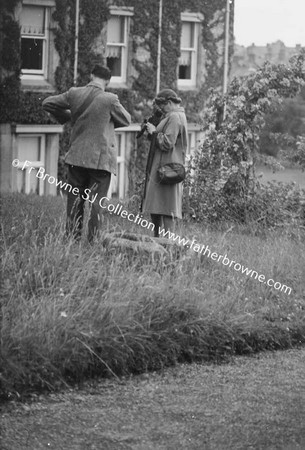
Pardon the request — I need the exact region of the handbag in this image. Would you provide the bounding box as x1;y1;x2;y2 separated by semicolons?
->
157;162;185;185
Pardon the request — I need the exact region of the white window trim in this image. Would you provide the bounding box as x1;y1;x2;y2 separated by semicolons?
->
116;132;126;199
109;6;134;16
13;124;63;196
16;133;46;195
23;0;55;6
20;4;50;80
109;131;127;199
107;7;134;85
15;124;63;133
178;12;203;89
180;12;204;23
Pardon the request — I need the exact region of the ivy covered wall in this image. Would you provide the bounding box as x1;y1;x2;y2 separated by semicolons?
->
0;0;234;186
1;0;234;122
0;0;22;123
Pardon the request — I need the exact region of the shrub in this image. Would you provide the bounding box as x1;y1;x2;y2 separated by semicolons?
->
258;95;305;157
188;52;305;224
188;180;305;227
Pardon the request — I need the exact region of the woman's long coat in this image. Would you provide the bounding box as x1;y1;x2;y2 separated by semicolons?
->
142;107;188;219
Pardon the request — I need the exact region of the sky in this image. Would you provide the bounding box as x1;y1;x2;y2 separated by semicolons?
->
234;0;305;47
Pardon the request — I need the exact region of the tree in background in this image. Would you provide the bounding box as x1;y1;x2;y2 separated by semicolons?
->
187;52;305;223
258;89;305;158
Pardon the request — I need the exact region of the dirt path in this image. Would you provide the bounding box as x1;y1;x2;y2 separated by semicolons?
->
1;348;305;450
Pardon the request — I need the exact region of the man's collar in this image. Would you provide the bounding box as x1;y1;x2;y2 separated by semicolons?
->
87;81;105;90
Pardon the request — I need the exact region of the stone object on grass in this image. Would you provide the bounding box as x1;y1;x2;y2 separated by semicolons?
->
102;232;190;260
102;232;168;258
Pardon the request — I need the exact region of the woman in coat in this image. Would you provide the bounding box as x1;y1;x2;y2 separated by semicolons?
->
142;89;188;237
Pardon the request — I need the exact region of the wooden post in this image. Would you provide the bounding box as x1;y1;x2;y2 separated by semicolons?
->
156;0;163;94
73;0;80;85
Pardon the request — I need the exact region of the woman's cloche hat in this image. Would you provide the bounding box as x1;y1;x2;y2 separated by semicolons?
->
154;89;182;105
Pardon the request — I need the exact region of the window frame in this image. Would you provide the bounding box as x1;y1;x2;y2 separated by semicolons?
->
106;7;133;85
13;124;63;196
178;12;203;89
15;133;46;195
20;4;50;80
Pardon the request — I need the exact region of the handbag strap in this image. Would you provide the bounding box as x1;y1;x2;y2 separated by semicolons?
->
155;118;169;168
158;115;185;167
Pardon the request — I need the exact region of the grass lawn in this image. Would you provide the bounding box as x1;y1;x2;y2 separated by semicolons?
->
256;165;305;188
1;192;305;399
2;349;305;449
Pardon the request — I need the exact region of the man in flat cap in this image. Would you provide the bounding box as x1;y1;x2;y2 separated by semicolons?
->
43;65;131;242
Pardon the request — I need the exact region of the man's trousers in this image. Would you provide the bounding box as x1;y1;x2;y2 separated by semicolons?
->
66;164;111;242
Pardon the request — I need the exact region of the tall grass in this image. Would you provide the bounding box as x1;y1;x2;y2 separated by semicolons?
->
1;193;305;399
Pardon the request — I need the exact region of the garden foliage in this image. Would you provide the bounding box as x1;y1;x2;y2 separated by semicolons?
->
258;94;305;158
187;52;305;224
291;135;305;170
1;194;305;399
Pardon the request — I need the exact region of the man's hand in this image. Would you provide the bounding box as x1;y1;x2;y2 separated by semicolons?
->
43;103;71;124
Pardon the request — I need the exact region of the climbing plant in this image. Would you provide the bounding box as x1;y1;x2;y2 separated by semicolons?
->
187;52;305;223
1;0;231;123
0;1;21;123
1;0;232;187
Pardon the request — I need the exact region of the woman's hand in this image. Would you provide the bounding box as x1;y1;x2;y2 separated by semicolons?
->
146;123;156;135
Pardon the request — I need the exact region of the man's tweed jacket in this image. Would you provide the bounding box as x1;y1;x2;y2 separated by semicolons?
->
42;81;131;174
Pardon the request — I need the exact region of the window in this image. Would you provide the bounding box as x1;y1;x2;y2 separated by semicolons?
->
178;12;203;88
106;16;126;79
106;7;133;84
179;22;197;81
16;135;46;195
13;124;63;196
20;4;49;79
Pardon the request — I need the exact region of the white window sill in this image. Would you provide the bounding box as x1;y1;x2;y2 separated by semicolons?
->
21;78;55;92
108;82;128;90
177;84;198;91
13;124;64;134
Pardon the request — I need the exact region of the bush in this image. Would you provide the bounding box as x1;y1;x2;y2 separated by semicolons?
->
188;180;305;227
258;95;305;157
188;52;305;224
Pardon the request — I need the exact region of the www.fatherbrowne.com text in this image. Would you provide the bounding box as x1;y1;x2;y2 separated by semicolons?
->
13;159;292;295
158;228;292;295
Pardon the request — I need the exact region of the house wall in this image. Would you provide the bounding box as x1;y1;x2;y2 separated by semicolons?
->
0;0;234;198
